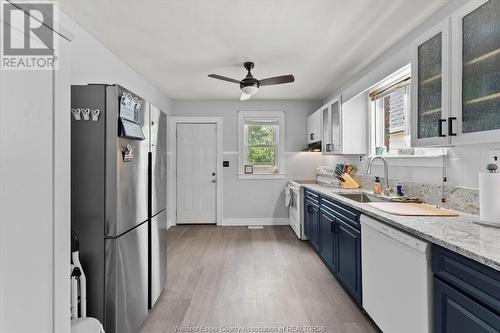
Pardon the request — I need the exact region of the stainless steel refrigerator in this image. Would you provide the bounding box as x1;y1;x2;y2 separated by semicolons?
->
71;84;149;333
148;104;167;308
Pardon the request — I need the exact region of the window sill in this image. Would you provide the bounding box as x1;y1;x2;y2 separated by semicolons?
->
237;173;286;180
365;154;445;159
365;153;445;168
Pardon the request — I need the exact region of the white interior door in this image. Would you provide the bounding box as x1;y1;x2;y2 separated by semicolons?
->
176;123;217;224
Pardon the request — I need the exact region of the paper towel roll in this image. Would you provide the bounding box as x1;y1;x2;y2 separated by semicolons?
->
479;172;500;226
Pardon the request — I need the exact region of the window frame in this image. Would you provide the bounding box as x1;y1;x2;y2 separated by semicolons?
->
367;64;446;159
368;65;412;156
238;111;285;179
371;80;411;155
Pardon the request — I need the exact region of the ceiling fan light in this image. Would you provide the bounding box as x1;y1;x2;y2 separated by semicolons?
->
241;85;259;96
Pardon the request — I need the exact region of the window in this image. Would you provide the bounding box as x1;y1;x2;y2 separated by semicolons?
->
368;64;446;158
369;66;412;156
245;123;277;172
238;111;285;178
371;79;411;153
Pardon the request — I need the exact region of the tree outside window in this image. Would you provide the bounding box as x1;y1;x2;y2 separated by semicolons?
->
245;124;277;172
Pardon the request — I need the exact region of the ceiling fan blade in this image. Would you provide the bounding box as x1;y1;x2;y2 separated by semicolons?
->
240;92;251;101
208;74;241;84
259;75;295;86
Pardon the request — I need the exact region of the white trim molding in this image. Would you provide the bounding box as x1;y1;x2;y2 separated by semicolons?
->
170;116;224;226
221;218;289;226
236;174;286;180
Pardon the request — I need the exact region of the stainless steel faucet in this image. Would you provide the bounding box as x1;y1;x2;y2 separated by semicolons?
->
366;156;390;196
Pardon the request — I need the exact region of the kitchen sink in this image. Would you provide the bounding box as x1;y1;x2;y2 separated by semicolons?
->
336;193;387;203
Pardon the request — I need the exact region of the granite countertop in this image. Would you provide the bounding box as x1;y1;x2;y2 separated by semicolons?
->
302;183;500;271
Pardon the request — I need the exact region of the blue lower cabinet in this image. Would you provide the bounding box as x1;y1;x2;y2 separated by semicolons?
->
335;220;362;305
433;277;500;333
304;201;311;240
304;199;320;252
319;207;335;271
432;244;500;333
303;191;363;306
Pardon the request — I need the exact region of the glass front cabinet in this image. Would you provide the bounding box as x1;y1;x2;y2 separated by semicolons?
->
412;20;450;147
321;104;333;154
321;96;342;155
412;0;500;146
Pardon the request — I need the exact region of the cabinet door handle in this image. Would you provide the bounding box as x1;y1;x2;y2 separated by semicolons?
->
438;119;446;137
326;143;332;152
331;219;337;233
448;117;456;136
331;221;334;233
310;133;314;140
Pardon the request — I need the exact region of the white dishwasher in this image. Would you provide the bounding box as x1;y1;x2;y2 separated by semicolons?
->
360;215;431;333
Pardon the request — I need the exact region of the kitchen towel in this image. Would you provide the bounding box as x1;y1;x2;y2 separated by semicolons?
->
284;186;291;207
479;172;500;227
71;318;104;333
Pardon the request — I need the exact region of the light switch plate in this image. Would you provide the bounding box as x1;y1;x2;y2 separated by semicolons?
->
488;149;500;164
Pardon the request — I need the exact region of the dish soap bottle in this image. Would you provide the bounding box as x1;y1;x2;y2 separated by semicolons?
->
374;176;383;194
396;180;404;197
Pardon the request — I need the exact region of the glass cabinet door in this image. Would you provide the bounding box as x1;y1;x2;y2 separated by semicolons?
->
322;105;332;153
412;20;450;147
331;99;342;154
417;32;444;140
461;0;500;134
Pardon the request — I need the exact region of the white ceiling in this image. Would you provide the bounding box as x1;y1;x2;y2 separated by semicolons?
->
59;0;447;100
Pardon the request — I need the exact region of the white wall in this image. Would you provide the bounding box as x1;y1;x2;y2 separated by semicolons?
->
172;100;322;223
321;0;499;190
59;11;173;115
0;21;72;333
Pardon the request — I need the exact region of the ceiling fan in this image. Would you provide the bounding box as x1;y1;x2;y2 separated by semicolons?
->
208;62;295;100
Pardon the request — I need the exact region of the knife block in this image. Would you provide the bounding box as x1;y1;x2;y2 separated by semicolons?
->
340;173;360;189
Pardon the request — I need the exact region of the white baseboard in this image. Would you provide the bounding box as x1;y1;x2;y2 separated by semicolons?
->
220;218;289;226
166;219;175;229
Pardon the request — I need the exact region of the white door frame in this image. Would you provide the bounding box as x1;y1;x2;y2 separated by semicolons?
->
170;117;223;226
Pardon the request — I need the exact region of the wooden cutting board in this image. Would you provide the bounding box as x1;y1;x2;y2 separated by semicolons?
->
367;202;459;216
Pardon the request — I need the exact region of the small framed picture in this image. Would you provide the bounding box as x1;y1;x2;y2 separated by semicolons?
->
244;165;253;174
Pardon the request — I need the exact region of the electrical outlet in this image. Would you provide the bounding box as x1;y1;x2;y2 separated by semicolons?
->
488;149;500;164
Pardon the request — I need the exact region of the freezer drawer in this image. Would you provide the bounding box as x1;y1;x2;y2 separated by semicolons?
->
150;209;168;308
105;221;148;333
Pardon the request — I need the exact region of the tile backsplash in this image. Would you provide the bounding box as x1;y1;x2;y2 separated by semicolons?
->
348;143;500;215
355;175;479;215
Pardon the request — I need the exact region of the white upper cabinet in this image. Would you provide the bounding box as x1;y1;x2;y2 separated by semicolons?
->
341;94;367;155
321;95;367;155
412;0;500;147
411;19;451;147
307;109;321;144
450;0;500;144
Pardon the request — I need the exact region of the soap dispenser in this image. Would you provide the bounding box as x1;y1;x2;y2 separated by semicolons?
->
374;176;383;194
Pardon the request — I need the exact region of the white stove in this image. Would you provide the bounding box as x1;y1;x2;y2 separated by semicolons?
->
315;166;340;187
287;180;303;239
287;166;339;240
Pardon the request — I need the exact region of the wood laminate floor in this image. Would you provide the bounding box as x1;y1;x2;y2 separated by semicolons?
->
140;225;379;333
